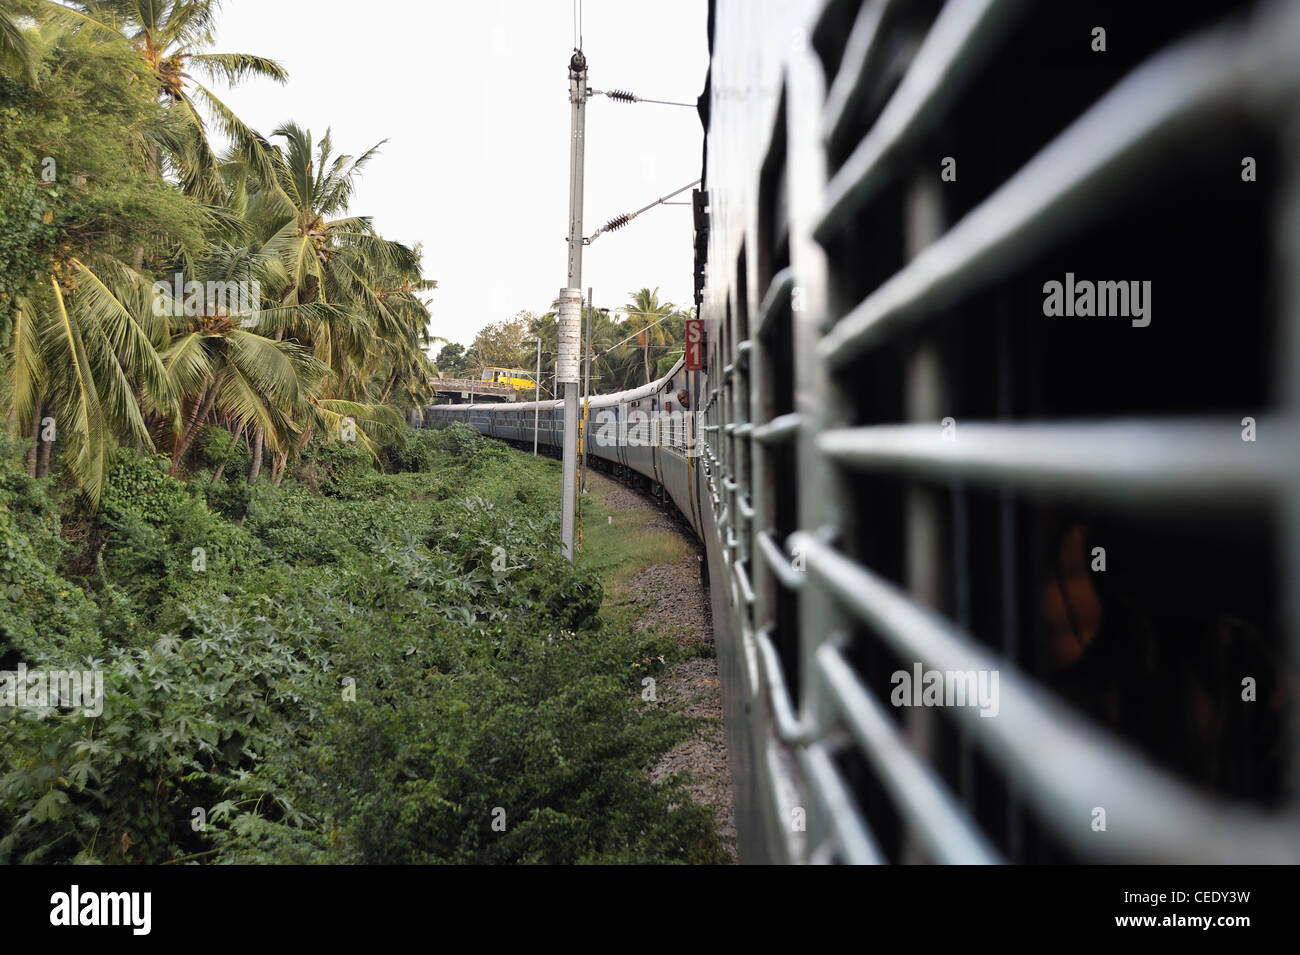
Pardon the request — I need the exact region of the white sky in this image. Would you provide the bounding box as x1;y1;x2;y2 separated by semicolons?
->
212;0;709;351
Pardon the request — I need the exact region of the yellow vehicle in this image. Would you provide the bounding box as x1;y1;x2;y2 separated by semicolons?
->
480;367;537;391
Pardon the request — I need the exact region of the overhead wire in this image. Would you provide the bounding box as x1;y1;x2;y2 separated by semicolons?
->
585;179;702;245
592;88;695;108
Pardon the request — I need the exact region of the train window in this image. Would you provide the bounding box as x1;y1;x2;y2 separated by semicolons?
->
796;0;1292;865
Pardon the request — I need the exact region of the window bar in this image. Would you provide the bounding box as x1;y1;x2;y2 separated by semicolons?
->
757;530;804;592
790;532;1300;863
820;14;1293;368
817;0;1028;244
799;741;886;864
1277;100;1300;806
753;412;801;444
818;640;1001;863
787;33;846;859
818;419;1292;502
995;296;1025;859
900;172;949;863
755;267;795;340
820;0;898;151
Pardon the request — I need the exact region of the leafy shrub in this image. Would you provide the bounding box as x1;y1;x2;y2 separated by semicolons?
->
202;476;251;522
430;421;486;458
95;453;268;628
382;429;438;473
0;602;327;864
0;442;102;663
1;430;728;865
99;453;192;528
196;425;249;470
290;438;376;498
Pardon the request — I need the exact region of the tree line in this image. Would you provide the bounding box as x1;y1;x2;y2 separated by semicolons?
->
436;287;693;398
0;0;437;505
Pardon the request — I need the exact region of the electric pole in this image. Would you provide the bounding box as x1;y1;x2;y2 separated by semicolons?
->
533;336;541;456
558;48;588;561
582;287;592;493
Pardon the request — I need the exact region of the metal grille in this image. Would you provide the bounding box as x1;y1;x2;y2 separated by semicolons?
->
701;0;1300;863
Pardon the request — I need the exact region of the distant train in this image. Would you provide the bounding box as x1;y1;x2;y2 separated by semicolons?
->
430;0;1300;864
428;357;707;534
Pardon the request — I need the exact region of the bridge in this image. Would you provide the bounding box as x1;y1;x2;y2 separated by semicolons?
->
430;376;518;403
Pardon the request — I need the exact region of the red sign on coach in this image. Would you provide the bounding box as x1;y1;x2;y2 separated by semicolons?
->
685;318;703;371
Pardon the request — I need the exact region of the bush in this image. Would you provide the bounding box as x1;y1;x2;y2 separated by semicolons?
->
0;441;102;664
0;429;728;865
382;430;439;473
0;602;326;864
196;425;249;471
95;452;268;629
202;476;251;522
289;438;376;497
430;421;485;458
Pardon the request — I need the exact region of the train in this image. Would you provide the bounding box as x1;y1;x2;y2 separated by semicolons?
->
428;0;1300;864
428;359;705;529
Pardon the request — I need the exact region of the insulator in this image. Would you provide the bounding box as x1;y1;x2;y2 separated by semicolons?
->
603;213;630;232
606;89;636;103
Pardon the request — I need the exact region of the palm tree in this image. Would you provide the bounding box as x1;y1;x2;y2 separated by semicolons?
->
173;124;424;482
155;239;336;476
603;344;644;393
368;269;438;406
253;125;422;452
44;0;288;200
4;8;435;499
1;13;225;501
10;259;179;500
621;287;675;386
257;123;418;324
0;0;37;82
583;308;632;394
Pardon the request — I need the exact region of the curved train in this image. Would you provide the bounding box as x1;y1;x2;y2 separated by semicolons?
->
430;360;706;535
430;0;1300;864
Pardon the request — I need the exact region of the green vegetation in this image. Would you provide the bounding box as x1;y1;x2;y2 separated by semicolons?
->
443;286;690;398
0;424;728;863
0;2;725;866
1;1;436;505
578;477;692;597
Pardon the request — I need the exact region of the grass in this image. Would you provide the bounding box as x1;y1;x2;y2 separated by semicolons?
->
578;472;690;590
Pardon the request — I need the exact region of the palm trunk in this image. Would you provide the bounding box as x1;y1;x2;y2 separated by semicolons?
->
270;450;288;486
211;422;246;484
36;438;53;478
245;330;284;488
35;397;56;479
248;428;264;485
171;385;217;475
26;397;43;477
379;369;399;404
